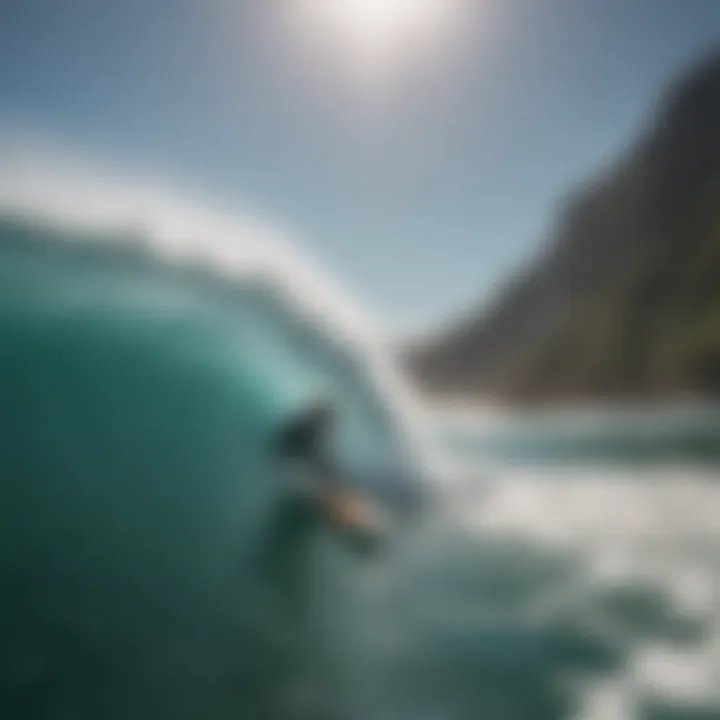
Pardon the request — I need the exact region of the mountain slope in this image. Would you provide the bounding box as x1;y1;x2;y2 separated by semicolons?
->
409;49;720;403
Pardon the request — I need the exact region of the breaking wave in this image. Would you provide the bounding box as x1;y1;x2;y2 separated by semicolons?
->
1;152;719;720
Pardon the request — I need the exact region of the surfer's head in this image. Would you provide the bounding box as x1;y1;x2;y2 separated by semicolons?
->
274;400;336;461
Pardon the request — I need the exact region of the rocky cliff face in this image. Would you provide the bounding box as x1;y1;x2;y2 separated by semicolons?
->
409;49;720;403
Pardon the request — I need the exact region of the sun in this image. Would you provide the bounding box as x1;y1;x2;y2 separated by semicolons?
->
297;0;463;79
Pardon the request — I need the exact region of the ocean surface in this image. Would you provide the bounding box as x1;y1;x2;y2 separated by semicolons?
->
1;189;719;720
427;410;720;720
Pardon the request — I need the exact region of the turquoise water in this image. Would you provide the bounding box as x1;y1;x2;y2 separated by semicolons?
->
2;216;719;720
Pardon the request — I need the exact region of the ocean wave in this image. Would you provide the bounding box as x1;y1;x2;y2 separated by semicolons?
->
2;151;719;720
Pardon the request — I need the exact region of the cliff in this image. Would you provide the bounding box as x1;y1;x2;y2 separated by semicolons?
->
409;50;720;403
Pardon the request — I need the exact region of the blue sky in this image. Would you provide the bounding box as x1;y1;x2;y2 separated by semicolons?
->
1;0;719;329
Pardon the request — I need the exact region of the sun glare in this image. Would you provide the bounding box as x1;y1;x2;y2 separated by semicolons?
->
298;0;463;79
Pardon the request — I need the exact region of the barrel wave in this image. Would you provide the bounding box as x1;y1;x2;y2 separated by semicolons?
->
0;180;434;719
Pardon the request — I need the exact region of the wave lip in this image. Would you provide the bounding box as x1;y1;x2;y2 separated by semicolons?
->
0;142;450;487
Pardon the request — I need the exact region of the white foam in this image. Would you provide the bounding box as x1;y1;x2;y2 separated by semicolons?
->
464;463;720;711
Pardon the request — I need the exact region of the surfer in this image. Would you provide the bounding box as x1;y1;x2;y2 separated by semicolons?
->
271;401;385;554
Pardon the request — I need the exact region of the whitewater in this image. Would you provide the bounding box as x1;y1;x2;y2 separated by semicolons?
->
1;153;720;720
